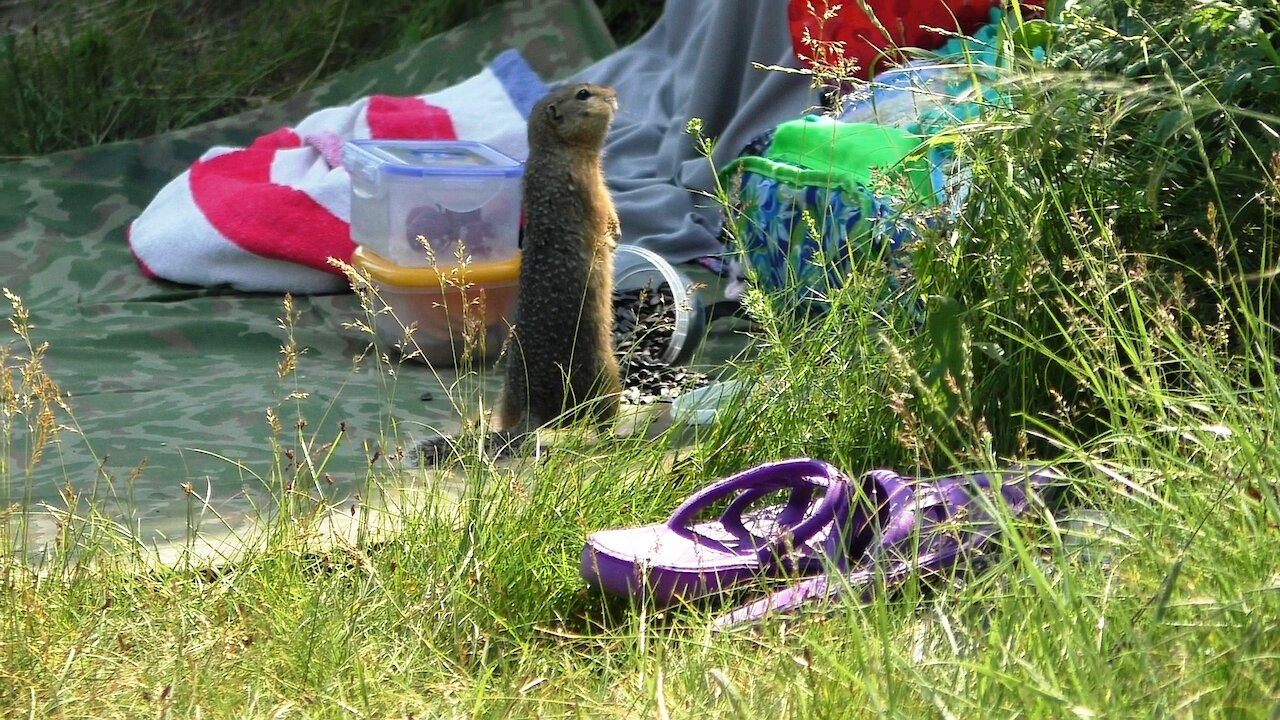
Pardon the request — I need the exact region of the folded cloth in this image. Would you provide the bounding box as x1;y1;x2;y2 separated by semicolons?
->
128;49;546;293
570;0;818;265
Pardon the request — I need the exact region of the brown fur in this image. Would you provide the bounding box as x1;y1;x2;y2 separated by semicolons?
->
495;83;622;433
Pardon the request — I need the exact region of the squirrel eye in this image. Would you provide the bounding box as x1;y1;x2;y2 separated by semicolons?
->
575;87;591;100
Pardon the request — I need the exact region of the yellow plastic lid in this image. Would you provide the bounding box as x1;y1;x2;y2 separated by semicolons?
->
352;246;521;286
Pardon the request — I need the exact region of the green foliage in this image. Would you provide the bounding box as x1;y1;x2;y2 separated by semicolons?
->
0;0;463;156
0;0;660;158
887;0;1280;462
1046;0;1280;266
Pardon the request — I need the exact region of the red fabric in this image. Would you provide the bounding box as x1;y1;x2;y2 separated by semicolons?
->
247;127;304;152
367;95;458;140
189;142;356;274
788;0;1001;77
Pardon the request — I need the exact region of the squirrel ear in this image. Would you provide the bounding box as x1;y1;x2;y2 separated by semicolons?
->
545;102;563;125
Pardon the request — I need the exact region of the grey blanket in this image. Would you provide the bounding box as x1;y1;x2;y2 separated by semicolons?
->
573;0;818;264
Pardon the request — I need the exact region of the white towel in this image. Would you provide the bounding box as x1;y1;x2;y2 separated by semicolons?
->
129;49;546;293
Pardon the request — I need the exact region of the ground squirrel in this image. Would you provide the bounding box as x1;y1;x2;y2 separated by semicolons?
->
495;82;622;435
416;82;622;464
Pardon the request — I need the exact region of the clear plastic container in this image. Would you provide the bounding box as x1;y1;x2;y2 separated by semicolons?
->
343;140;523;267
613;245;705;365
351;246;520;367
351;242;705;369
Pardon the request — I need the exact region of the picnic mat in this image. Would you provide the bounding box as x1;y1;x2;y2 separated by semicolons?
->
0;0;622;549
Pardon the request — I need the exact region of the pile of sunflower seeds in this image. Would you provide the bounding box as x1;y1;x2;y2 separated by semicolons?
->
612;283;709;405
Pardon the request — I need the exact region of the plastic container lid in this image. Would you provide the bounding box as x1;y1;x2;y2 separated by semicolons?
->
353;246;521;287
342;140;522;179
726;116;934;204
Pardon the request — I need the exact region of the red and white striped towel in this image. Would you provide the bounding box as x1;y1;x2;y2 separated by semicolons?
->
129;49;546;293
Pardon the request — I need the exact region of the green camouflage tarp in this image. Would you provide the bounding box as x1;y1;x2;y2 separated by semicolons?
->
0;0;621;550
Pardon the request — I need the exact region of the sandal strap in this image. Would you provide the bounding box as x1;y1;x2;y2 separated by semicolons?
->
720;482;816;537
712;467;1057;627
666;458;852;562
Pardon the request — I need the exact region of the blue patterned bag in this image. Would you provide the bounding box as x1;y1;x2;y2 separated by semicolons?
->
721;115;933;314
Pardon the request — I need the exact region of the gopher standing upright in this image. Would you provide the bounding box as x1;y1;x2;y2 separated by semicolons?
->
495;83;622;435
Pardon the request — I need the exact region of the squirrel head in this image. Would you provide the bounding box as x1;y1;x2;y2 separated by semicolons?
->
531;83;617;151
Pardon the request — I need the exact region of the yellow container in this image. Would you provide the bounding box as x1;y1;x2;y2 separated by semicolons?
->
352;246;520;366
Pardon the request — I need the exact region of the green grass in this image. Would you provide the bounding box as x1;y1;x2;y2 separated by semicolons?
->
5;0;1280;716
0;0;660;159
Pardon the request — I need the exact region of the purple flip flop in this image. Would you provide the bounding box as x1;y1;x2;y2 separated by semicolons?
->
711;467;1055;628
580;458;872;607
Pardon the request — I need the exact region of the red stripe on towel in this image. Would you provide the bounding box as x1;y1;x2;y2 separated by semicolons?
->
189;139;354;274
367;95;458;140
250;127;304;152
